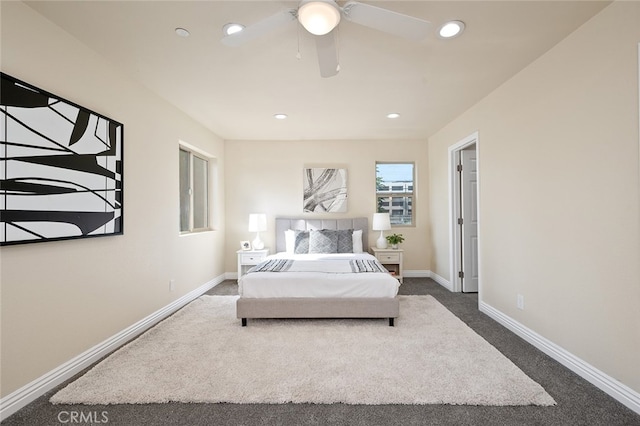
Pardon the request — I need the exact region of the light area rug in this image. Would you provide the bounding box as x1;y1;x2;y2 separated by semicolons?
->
50;295;556;406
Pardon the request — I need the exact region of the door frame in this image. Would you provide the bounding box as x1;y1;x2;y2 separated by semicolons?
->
448;131;481;293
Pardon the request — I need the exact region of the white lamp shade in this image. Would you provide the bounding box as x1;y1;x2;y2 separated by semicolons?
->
373;213;391;249
372;213;391;231
298;0;341;36
248;214;267;232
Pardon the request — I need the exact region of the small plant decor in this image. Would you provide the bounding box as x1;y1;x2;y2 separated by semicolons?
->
386;233;405;247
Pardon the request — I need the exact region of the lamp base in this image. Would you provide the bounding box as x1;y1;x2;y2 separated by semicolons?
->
376;232;388;249
252;233;264;250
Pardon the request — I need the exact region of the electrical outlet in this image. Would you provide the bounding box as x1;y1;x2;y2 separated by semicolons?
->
517;294;524;310
169;279;175;292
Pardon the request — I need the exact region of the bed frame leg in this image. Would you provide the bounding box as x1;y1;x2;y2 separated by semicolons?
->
389;318;395;327
241;318;247;327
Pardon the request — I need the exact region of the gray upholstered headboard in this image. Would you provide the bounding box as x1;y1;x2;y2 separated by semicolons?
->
275;217;368;254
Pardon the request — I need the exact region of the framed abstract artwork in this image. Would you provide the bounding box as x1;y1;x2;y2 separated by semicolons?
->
303;167;347;213
0;73;124;246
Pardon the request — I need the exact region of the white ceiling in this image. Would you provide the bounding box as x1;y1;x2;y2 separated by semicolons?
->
26;1;610;141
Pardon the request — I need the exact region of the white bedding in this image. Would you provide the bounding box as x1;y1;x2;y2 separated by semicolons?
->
238;252;400;299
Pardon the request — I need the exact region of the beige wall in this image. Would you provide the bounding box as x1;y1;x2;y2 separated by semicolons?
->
3;0;638;408
428;1;640;393
0;2;226;397
224;139;430;273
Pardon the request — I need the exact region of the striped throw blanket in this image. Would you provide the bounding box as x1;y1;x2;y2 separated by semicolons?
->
248;258;388;274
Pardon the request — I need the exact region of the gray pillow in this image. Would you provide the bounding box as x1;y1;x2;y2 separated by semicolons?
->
336;229;354;253
294;230;310;254
308;229;338;254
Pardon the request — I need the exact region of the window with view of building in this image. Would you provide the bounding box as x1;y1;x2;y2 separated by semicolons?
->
376;162;414;226
179;147;210;233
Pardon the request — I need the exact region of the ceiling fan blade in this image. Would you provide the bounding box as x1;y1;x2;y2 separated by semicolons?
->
315;31;339;78
342;1;431;41
221;9;297;46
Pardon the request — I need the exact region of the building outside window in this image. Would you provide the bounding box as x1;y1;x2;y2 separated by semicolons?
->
179;147;209;233
376;162;415;226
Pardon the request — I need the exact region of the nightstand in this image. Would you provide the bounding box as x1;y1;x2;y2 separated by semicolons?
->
236;249;269;281
370;248;404;283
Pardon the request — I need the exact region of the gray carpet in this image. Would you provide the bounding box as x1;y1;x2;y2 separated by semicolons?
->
3;278;639;426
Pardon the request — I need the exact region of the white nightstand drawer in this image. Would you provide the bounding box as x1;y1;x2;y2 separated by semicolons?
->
370;248;403;284
378;253;400;263
241;254;265;264
237;249;270;282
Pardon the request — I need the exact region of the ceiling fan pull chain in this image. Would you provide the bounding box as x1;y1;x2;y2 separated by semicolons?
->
335;26;341;72
296;22;302;59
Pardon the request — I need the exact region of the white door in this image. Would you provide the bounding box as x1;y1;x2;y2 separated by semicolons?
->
461;148;479;292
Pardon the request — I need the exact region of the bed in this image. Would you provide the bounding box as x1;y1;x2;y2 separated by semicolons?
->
236;217;400;326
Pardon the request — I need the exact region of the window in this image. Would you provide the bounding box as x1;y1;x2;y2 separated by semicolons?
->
376;162;414;226
180;147;209;232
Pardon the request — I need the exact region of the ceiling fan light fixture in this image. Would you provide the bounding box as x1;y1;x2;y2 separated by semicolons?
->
438;20;465;39
223;23;245;36
298;0;341;36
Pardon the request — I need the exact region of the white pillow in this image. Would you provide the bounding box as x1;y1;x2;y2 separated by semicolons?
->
352;229;363;253
284;229;296;254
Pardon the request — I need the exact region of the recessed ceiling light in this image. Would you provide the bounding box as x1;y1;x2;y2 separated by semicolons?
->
386;113;400;119
175;27;190;37
438;20;465;39
223;23;245;36
274;113;288;120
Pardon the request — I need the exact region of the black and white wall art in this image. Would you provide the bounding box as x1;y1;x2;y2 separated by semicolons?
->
303;167;347;213
0;73;124;246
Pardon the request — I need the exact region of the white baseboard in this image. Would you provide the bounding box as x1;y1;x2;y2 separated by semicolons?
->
0;274;226;421
428;271;453;291
403;269;430;278
480;301;640;415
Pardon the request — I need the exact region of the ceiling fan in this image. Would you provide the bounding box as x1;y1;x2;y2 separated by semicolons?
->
221;0;431;78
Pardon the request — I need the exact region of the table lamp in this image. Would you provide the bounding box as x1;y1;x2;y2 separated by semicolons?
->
372;213;391;249
248;213;267;250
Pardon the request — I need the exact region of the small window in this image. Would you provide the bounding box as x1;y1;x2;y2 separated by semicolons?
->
180;147;210;233
376;162;414;226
